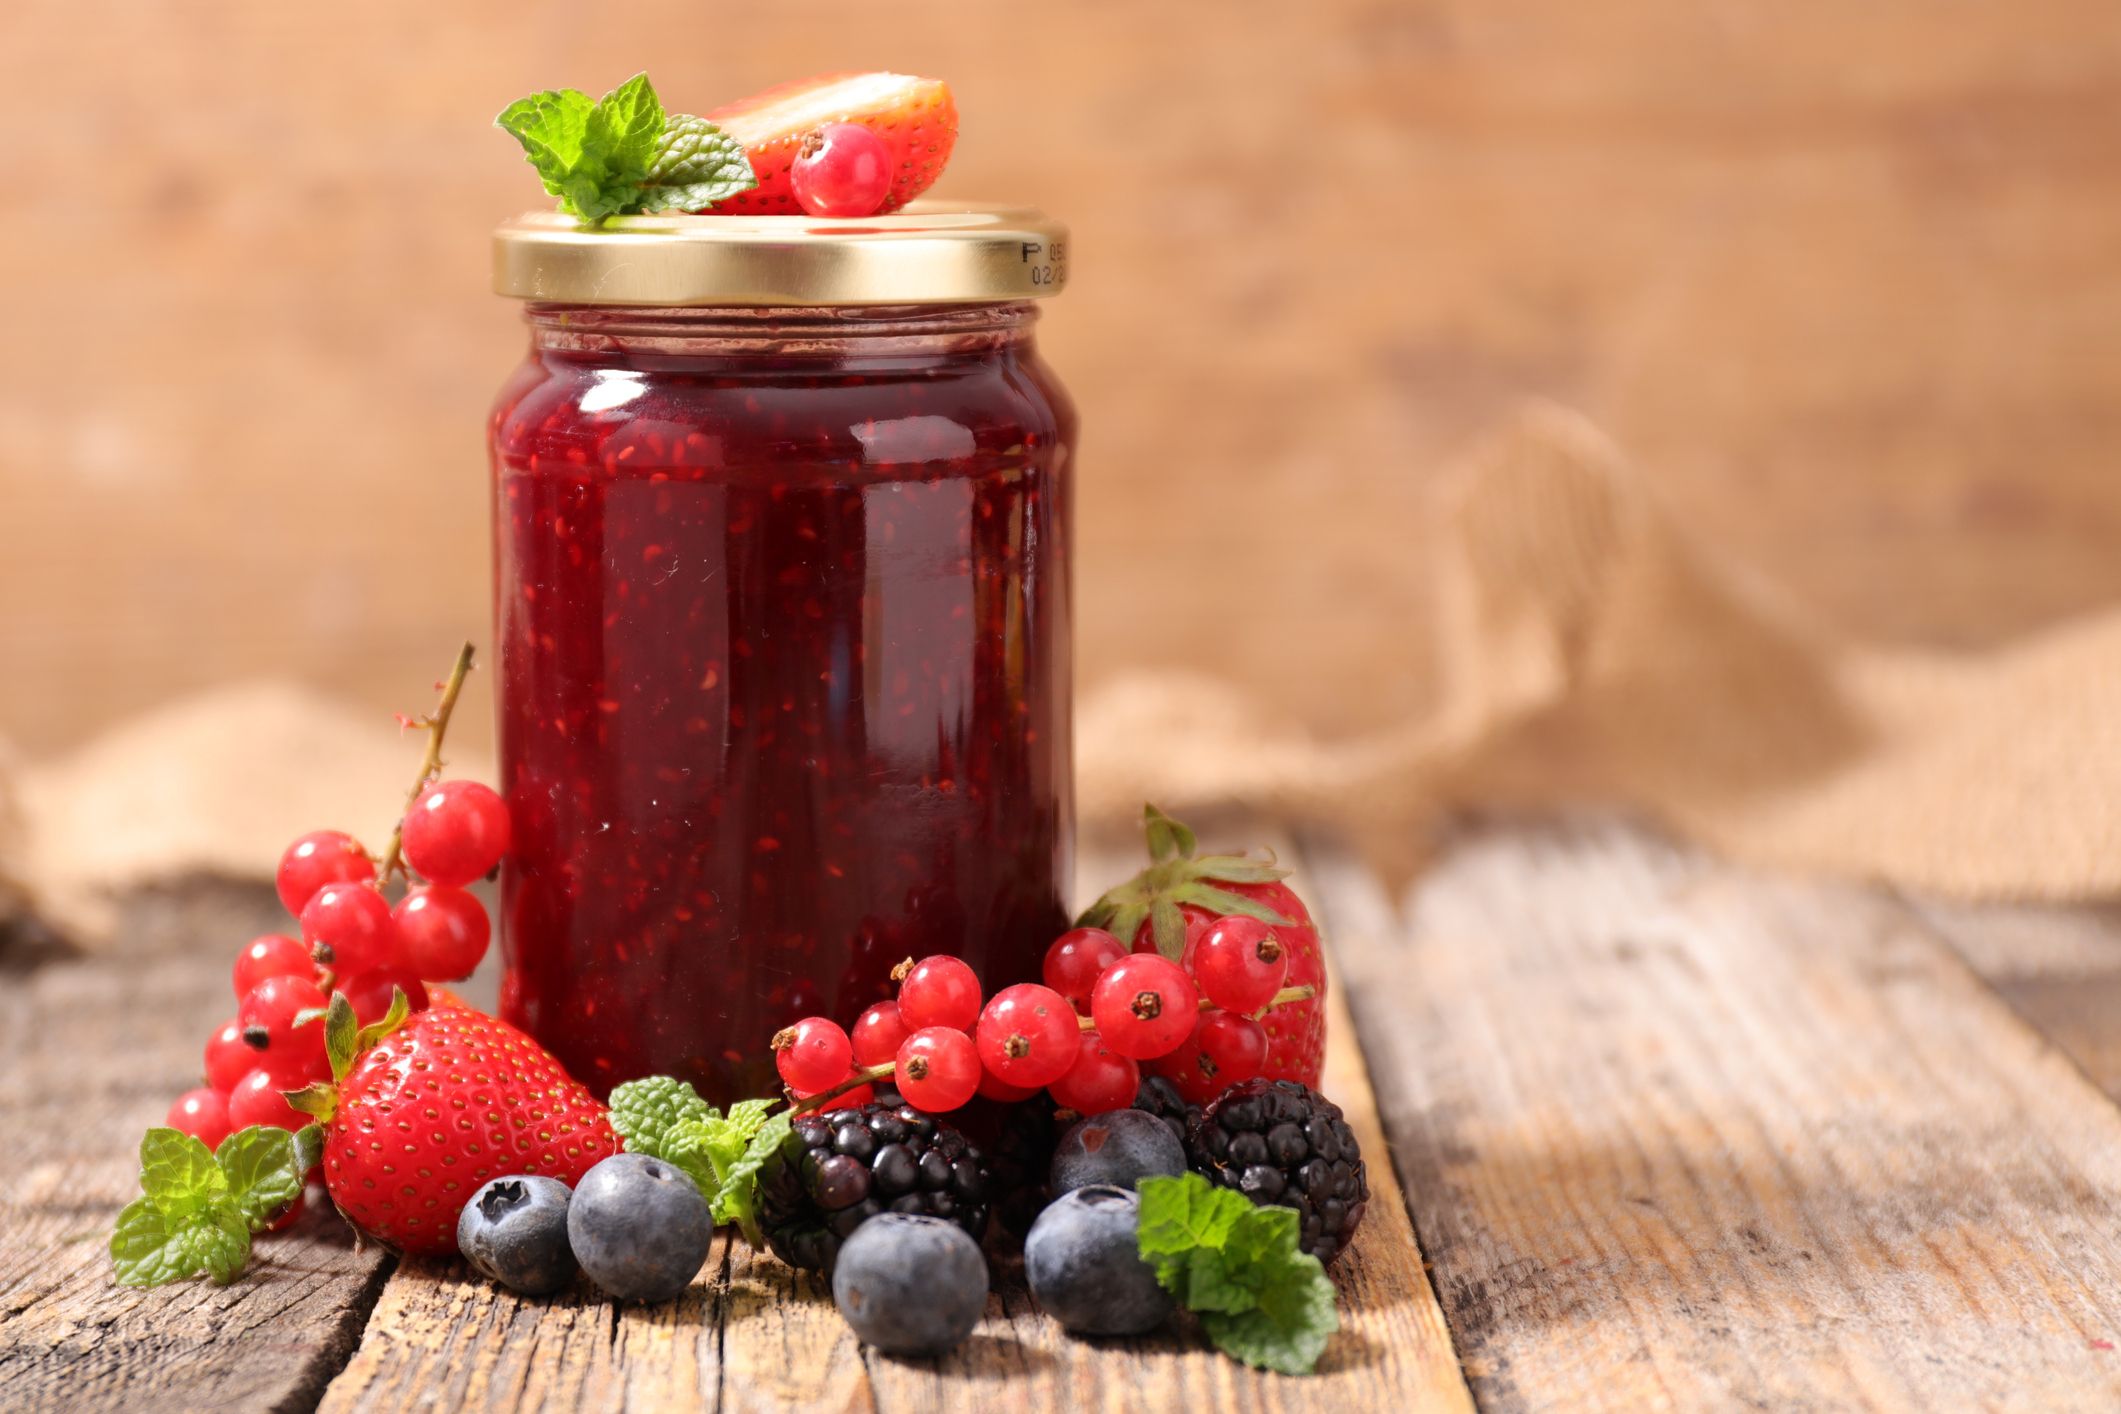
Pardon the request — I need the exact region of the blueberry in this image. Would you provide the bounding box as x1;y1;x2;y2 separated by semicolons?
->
830;1213;987;1356
1024;1185;1173;1336
457;1175;577;1296
1050;1109;1186;1196
566;1153;713;1303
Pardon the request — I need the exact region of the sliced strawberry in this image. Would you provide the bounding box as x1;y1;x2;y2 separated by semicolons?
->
704;72;957;215
1078;807;1329;1089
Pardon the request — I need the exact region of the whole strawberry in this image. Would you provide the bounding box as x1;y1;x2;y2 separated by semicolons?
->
1079;807;1327;1087
288;992;619;1255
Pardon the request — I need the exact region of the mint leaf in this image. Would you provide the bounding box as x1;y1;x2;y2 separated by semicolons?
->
710;1112;789;1247
1224;1203;1301;1269
113;1200;203;1287
196;1209;255;1286
640;114;757;211
499;75;755;220
1179;1247;1253;1314
498;87;596;195
1138;1173;1252;1288
1136;1173;1338;1375
659;1124;723;1205
138;1128;227;1218
610;1075;715;1158
1201;1277;1337;1377
112;1200;253;1288
217;1127;305;1227
111;1128;282;1287
583;73;664;196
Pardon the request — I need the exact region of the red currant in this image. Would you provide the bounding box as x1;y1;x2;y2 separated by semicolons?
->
897;955;982;1032
238;974;330;1077
392;886;490;981
1196;1010;1268;1089
1091;954;1199;1060
203;1018;254;1092
1149;1030;1216;1105
1046;1031;1140;1115
975;983;1080;1089
275;829;374;916
851;1001;910;1067
338;968;429;1027
789;123;893;218
775;1016;855;1092
1190;916;1288;1014
1042;927;1127;1011
300;882;402;974
401;780;512;888
1152;1010;1269;1104
227;1068;308;1132
232;933;314;1000
166;1087;232;1148
895;1026;981;1112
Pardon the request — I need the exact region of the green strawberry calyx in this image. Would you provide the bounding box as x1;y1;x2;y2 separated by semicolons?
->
284;988;415;1126
1076;804;1292;961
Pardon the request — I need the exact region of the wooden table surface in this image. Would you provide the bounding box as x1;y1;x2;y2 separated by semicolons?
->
6;816;2121;1412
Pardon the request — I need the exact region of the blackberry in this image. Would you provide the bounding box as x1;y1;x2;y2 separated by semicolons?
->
758;1102;993;1272
1189;1079;1369;1266
982;1094;1061;1239
1133;1074;1199;1147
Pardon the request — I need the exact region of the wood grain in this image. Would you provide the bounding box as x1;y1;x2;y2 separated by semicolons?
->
1309;818;2121;1410
0;886;395;1414
1909;897;2121;1105
313;828;1471;1412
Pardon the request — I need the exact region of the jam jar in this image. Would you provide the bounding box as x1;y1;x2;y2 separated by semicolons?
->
488;207;1075;1103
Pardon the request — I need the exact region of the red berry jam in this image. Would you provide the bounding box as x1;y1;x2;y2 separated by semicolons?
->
489;299;1075;1102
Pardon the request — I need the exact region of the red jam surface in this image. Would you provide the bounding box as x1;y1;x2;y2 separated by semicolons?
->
489;304;1075;1103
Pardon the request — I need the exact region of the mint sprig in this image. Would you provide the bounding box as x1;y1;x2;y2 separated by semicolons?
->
1137;1173;1340;1375
608;1079;792;1245
110;1126;317;1288
497;73;755;221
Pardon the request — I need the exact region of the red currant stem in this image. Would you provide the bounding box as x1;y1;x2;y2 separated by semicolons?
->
786;1061;894;1114
374;641;477;886
1074;982;1317;1031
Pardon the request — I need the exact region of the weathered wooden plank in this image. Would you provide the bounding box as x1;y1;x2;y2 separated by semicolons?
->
1308;818;2121;1411
0;885;396;1414
1908;897;2121;1104
316;825;1470;1411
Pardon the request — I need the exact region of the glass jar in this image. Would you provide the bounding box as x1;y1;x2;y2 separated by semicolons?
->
488;208;1075;1103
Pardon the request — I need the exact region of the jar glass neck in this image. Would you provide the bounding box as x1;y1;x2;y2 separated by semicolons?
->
523;302;1038;361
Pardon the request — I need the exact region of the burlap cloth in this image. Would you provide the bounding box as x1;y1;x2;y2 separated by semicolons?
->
7;404;2116;945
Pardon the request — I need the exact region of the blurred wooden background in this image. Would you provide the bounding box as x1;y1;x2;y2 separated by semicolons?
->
3;0;2118;757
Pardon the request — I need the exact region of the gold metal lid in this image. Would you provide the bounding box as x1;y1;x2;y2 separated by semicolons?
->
493;202;1068;307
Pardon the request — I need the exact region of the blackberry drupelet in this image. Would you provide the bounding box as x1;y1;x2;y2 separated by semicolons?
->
757;1102;993;1272
983;1094;1061;1238
1133;1074;1199;1148
1189;1079;1369;1265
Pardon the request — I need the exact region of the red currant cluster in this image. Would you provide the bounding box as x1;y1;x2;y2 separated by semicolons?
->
775;917;1305;1119
163;777;509;1154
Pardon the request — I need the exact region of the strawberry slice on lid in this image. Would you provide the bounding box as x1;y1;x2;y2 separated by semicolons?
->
703;72;957;215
